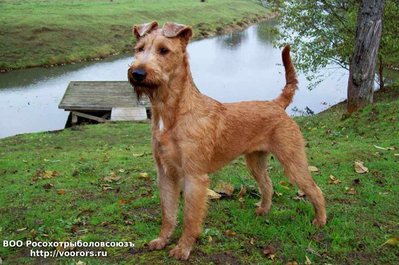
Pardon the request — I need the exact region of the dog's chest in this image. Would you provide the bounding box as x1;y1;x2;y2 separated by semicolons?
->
158;117;164;132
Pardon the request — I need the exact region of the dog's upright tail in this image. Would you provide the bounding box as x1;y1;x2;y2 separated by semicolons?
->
273;45;298;109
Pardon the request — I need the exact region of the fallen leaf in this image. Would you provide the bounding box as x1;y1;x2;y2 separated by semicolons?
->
43;170;59;178
274;191;283;197
101;184;113;191
32;169;59;182
76;261;87;265
279;180;291;186
118;169;125;173
57;189;66;195
380;237;399;247
279;180;291;190
104;172;121;182
29;229;37;236
125;220;133;225
42;183;54;190
305;255;312;265
215;182;235;197
101;221;110;227
345;187;356;195
224;229;236;237
374;145;388;150
208;235;213;243
207;189;221;200
286;262;298;265
132;152;145;157
262;245;276;260
355;161;368;174
118;199;128;205
103;153;110;162
138;172;150;180
374;145;396;151
308;166;319;172
16;227;27;232
328;175;341;185
250;238;255;245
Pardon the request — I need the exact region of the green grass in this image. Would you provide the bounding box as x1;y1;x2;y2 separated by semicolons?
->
0;0;268;71
1;87;399;264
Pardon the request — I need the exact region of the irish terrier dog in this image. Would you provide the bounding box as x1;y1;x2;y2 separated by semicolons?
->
127;21;327;260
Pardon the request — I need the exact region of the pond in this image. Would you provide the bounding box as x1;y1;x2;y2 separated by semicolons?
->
0;20;348;138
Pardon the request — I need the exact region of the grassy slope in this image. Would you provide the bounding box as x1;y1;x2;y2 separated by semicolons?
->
0;0;268;71
0;87;398;264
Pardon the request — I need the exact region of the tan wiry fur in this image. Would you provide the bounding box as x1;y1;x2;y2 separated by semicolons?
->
127;21;327;260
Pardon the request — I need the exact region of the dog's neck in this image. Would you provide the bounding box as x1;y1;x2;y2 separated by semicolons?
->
151;54;201;131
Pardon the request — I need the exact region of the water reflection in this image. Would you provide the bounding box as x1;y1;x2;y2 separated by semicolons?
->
255;19;279;44
216;31;248;50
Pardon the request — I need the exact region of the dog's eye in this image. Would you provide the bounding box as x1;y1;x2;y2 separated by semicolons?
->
159;47;169;55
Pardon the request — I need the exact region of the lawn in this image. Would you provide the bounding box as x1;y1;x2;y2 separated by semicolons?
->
0;0;269;71
0;86;398;264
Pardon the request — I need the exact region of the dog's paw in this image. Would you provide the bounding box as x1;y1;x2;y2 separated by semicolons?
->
169;244;191;260
148;237;168;250
312;217;327;228
255;206;270;216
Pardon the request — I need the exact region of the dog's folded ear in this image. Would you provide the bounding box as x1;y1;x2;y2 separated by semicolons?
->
162;22;193;45
133;21;159;39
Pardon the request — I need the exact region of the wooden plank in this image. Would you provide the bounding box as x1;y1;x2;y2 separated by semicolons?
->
111;107;147;121
72;111;108;123
58;81;150;111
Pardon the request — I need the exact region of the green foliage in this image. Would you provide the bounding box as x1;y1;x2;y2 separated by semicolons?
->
276;0;399;80
380;1;399;67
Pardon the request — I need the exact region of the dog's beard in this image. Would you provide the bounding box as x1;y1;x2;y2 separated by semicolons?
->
128;73;160;100
133;84;159;101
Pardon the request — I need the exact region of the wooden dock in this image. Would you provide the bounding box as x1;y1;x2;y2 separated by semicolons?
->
58;81;150;126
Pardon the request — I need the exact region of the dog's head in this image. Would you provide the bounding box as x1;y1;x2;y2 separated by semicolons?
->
127;21;193;100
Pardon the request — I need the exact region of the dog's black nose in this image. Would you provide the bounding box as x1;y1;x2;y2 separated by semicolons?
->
132;69;147;82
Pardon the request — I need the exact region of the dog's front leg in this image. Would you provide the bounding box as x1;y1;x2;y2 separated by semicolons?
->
169;174;210;260
148;159;181;250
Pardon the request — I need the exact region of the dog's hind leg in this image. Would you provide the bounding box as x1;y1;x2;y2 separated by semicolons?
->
245;151;273;215
271;125;327;227
169;174;210;260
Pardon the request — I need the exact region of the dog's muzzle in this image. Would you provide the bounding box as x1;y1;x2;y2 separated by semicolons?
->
131;69;147;82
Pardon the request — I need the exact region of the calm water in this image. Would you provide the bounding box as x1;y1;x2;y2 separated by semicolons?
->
0;21;348;138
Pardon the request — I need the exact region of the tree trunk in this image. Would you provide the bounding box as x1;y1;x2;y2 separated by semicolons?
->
347;0;385;113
